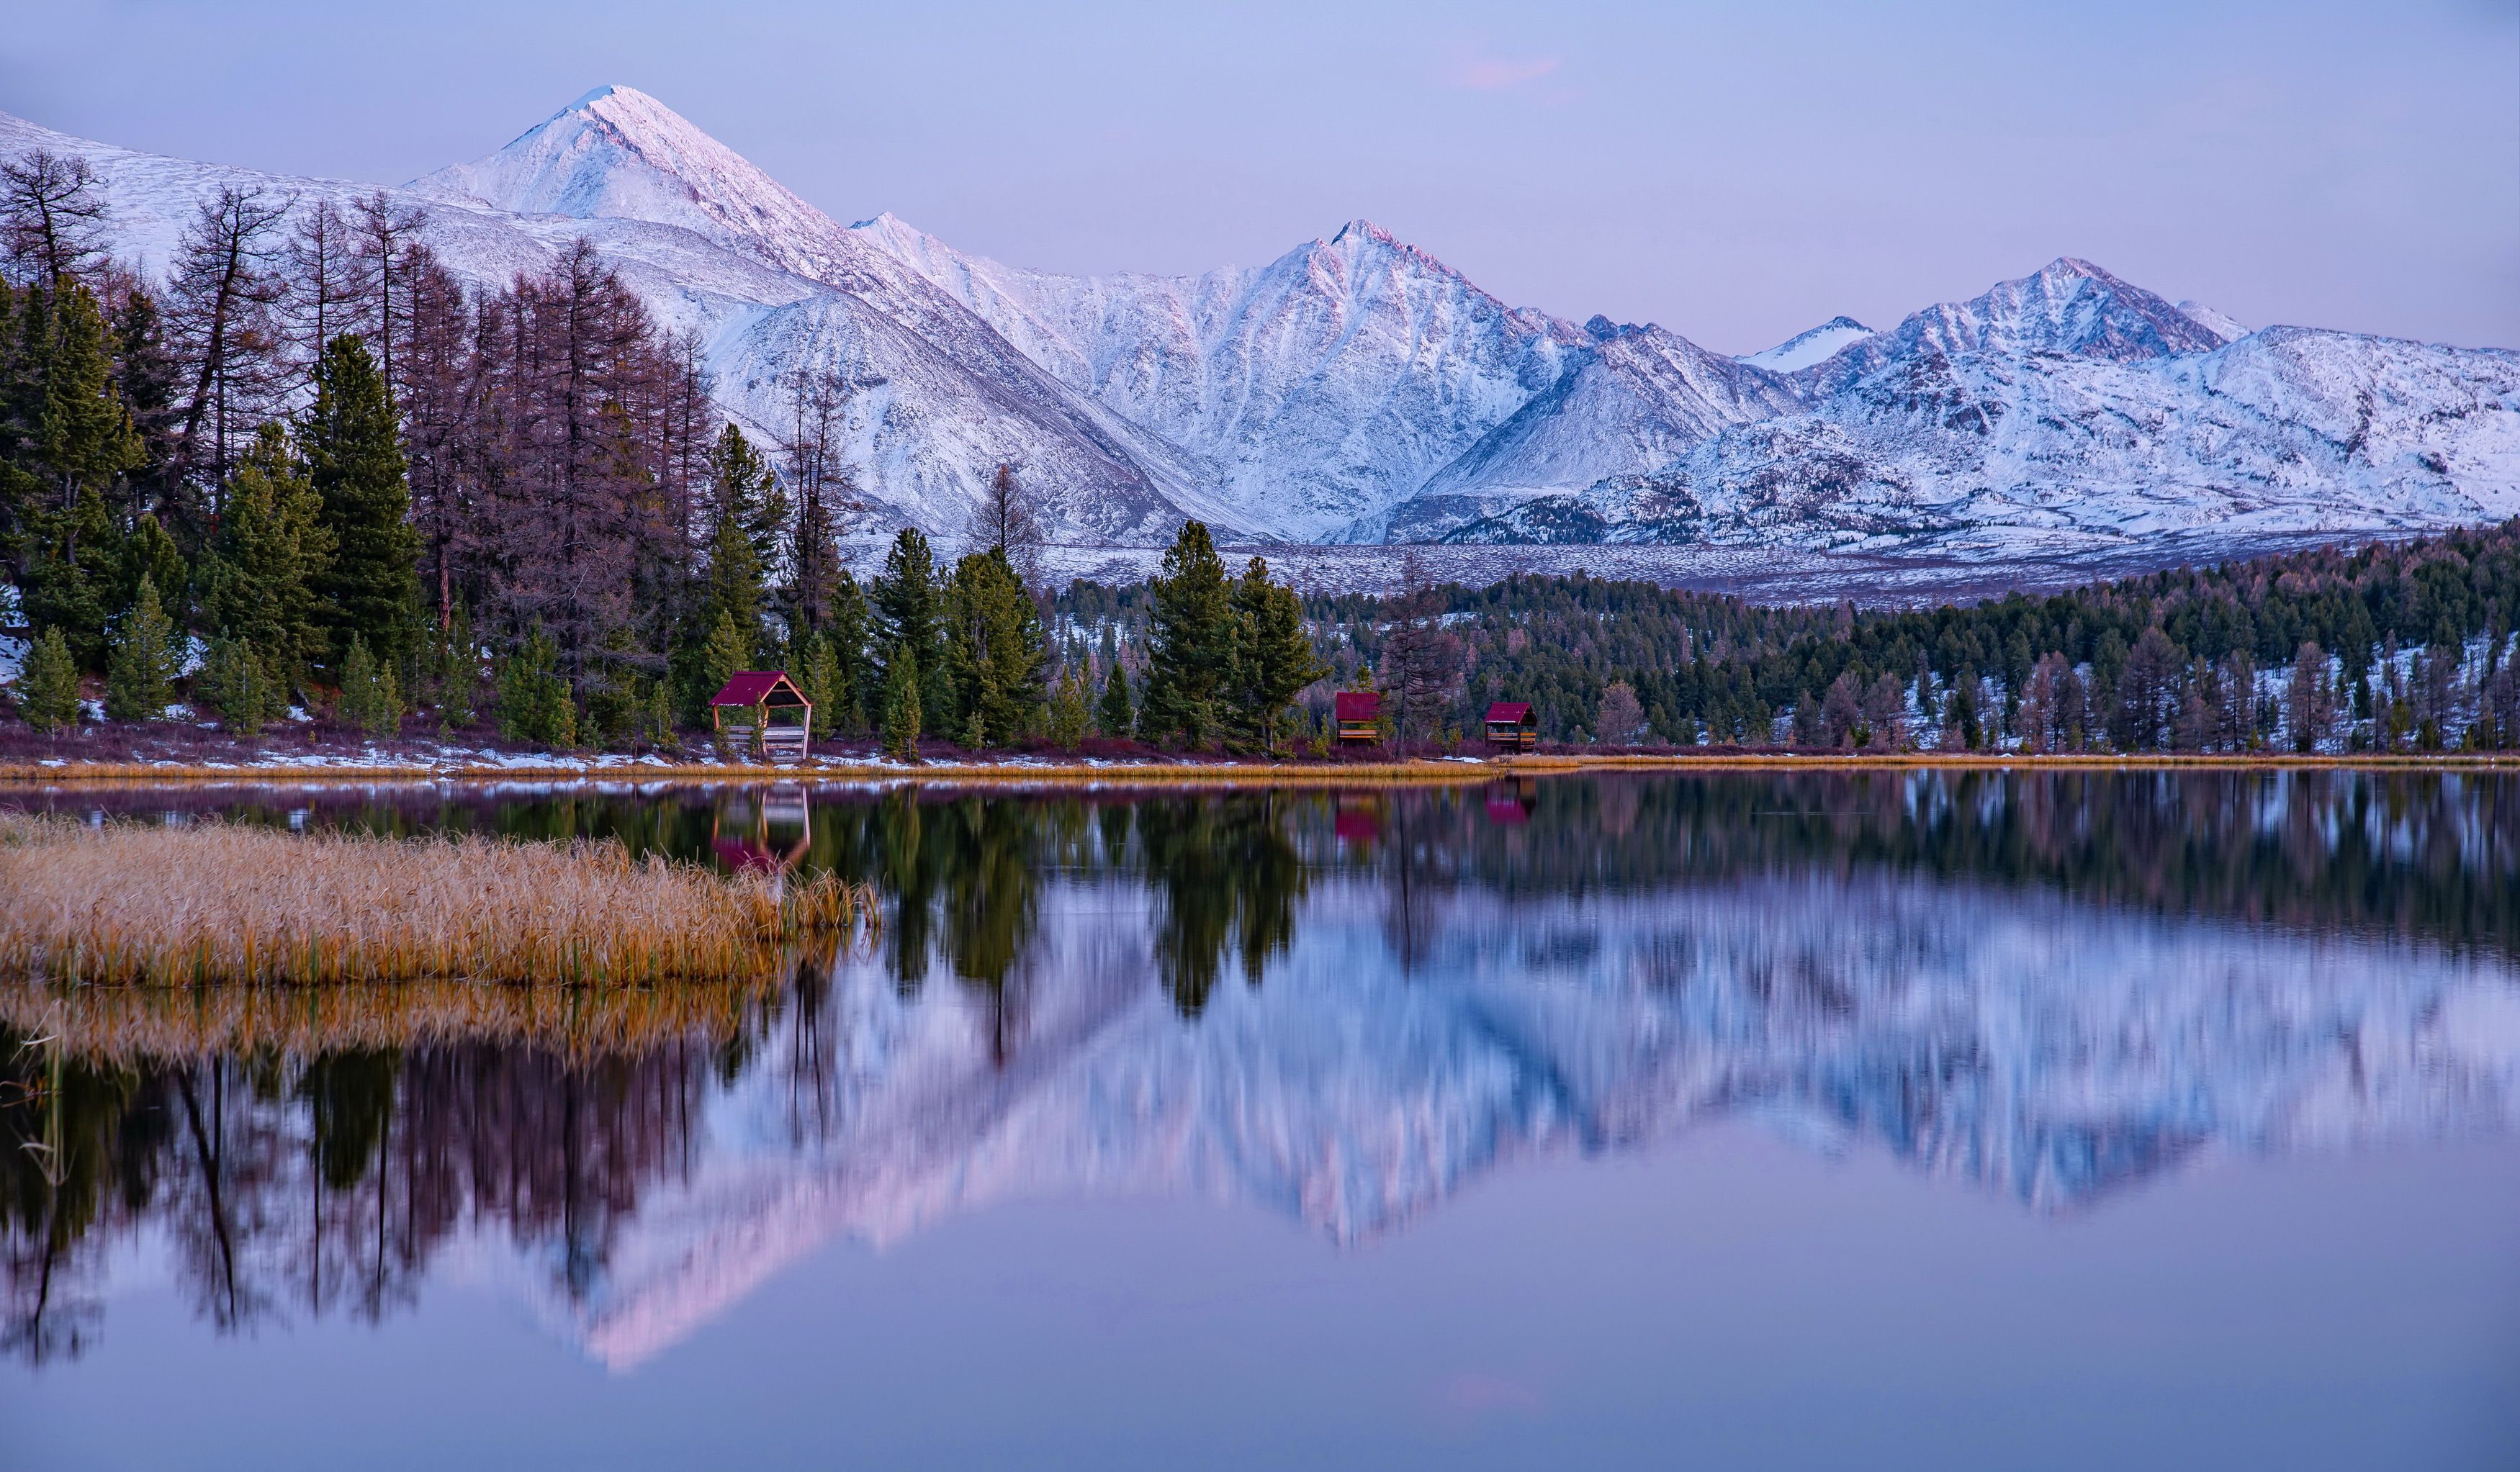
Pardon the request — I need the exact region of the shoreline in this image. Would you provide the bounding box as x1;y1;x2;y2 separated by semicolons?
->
3;750;2516;787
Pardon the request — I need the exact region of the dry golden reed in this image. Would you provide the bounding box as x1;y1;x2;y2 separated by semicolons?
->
0;814;878;986
0;975;790;1061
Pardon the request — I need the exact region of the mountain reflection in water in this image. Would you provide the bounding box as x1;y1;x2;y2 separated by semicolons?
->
4;770;2517;1369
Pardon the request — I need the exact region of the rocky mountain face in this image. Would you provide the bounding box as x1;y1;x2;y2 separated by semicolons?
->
7;86;2516;574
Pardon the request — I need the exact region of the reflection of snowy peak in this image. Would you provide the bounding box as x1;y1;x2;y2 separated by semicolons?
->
523;875;2520;1369
7;87;2517;574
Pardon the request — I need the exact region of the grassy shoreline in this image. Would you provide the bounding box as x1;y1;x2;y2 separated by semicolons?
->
0;815;876;987
1;751;2516;787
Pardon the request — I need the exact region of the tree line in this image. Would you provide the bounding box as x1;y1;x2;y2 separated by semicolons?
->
6;145;2519;757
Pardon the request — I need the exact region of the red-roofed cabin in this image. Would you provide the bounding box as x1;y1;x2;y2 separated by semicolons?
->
711;670;813;763
1484;701;1539;751
1334;690;1382;745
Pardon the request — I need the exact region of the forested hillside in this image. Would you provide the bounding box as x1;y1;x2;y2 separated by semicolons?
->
3;144;2516;759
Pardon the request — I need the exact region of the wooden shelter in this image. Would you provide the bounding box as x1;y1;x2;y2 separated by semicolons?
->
710;671;813;763
1483;700;1539;751
1334;691;1383;745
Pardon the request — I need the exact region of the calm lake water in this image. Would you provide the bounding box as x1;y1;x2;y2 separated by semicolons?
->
4;771;2519;1470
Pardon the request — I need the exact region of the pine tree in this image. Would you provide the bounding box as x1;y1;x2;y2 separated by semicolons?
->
197;423;332;695
116;513;185;625
338;633;377;730
881;642;922;761
826;569;871;733
1226;556;1323;754
434;601;477;731
803;632;842;740
495;626;575;747
104;573;176;721
945;548;1048;748
871;528;953;734
198;636;270;737
21;486;119;669
1097;659;1135;740
1047;664;1090;750
700;610;753;713
1139;520;1233;747
305;333;418;667
15;626;80;734
337;632;400;738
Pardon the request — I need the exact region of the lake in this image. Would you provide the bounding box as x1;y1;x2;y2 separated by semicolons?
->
4;770;2519;1470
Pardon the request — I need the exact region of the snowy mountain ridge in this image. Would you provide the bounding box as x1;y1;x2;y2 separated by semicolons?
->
6;85;2516;576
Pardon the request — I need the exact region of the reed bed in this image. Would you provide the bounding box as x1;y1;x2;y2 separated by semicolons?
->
0;814;878;987
0;974;787;1061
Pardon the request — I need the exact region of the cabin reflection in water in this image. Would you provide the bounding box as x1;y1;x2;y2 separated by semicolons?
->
711;785;812;875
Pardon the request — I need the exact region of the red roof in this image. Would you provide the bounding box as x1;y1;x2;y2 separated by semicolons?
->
1334;691;1382;721
1485;702;1534;723
709;670;804;706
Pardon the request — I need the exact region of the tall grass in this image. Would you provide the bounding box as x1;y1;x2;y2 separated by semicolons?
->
0;973;804;1060
0;814;878;986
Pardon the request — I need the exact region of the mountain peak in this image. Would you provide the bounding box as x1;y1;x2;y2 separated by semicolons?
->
410;85;834;258
1740;315;1875;373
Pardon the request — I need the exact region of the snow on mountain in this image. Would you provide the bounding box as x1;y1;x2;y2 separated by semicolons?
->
1803;257;2233;394
1381;318;1808;542
483;873;2520;1368
2175;299;2250;346
851;214;1592;542
6;89;2516;576
1740;315;1874;373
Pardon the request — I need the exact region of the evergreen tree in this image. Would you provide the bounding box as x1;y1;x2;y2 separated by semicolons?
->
1139;520;1233;747
1225;556;1323;753
495;626;575;747
305;333;418;666
699;610;753;713
802;631;842;740
871;528;953;734
825;569;871;733
1047;664;1091;750
21;486;118;669
704;422;783;579
104;573;176;720
1097;659;1135;740
197;423;333;698
115;513;185;624
944;548;1048;747
197;636;271;737
337;633;401;738
34;280;143;513
14;626;79;734
433;601;477;731
881;641;922;760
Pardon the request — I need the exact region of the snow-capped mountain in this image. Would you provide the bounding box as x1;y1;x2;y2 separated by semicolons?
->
1741;315;1875;374
5;87;2516;577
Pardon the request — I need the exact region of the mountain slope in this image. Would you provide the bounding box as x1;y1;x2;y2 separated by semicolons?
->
5;89;2516;572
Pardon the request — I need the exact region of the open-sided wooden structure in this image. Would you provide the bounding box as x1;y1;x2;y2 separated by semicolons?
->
710;671;813;763
1484;700;1539;751
1334;691;1383;745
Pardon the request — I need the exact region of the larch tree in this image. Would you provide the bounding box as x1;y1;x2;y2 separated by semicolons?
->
166;185;288;513
0;150;110;286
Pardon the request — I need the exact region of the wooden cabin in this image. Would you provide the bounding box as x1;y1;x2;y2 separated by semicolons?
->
1484;700;1539;751
710;670;813;763
1334;690;1383;745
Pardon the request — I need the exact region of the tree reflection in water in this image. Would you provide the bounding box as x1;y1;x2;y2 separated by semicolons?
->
5;767;2519;1365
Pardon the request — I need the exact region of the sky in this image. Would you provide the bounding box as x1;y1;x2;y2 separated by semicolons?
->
4;0;2516;352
